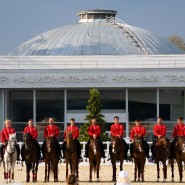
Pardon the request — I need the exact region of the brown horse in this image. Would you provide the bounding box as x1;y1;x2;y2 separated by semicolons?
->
65;132;79;180
153;137;171;182
132;136;146;182
88;138;101;182
22;133;39;182
111;136;125;182
44;137;60;182
171;136;185;182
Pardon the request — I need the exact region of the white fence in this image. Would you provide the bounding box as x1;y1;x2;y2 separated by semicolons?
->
0;140;153;161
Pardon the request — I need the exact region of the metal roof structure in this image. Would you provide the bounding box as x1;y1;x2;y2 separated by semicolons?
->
9;10;183;56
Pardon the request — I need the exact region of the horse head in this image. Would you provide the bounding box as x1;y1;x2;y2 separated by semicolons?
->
133;136;144;153
112;136;122;154
46;137;54;153
176;136;185;153
6;133;16;153
90;138;99;155
66;132;73;149
23;133;34;150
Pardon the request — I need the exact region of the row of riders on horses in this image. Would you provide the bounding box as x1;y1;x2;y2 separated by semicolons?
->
0;116;185;182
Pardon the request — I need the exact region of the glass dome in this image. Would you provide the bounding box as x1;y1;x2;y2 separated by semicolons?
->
9;10;183;56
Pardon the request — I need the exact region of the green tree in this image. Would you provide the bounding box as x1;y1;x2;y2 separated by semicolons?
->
168;35;185;52
79;88;109;141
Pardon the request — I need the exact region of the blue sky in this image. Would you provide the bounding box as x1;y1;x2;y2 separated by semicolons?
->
0;0;184;55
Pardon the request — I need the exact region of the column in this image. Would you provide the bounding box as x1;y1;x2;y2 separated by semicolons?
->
0;89;5;129
126;88;129;138
157;88;159;118
33;89;36;126
64;89;67;130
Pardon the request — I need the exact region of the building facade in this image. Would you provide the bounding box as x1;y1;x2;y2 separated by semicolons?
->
0;10;185;141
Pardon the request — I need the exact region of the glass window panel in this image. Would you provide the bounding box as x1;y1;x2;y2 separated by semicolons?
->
100;90;125;109
8;91;33;122
67;90;89;110
128;89;157;121
159;88;185;139
36;91;64;122
128;89;157;142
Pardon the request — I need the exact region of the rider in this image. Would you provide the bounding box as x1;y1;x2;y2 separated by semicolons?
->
41;118;61;160
21;119;41;161
61;118;82;160
109;116;130;161
0;119;20;161
171;116;185;157
84;118;106;159
130;119;150;159
150;117;167;161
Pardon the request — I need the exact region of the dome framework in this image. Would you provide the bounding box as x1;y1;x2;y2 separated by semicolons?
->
9;10;182;56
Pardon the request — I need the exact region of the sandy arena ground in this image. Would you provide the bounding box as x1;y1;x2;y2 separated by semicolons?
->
0;161;184;185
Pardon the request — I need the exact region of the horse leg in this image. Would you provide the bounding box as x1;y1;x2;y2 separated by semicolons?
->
156;161;160;182
120;158;123;171
26;162;31;183
177;159;183;182
171;158;174;182
54;162;59;182
35;162;39;182
112;162;116;182
44;163;47;182
138;161;141;182
11;159;16;183
48;163;50;182
141;159;145;182
163;161;167;182
134;159;137;182
32;162;35;182
76;162;79;179
97;161;100;182
66;160;69;180
89;162;92;182
8;169;11;183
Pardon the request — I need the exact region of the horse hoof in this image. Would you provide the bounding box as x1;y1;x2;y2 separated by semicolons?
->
156;179;159;182
171;178;174;182
163;179;166;182
179;180;182;183
89;179;92;182
97;178;100;182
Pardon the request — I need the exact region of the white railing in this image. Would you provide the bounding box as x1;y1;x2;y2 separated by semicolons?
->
0;55;185;69
0;140;153;161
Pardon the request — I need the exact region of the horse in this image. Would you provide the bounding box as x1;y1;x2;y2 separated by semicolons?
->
65;132;79;180
22;133;40;182
88;138;101;182
111;136;125;182
132;136;146;182
3;133;17;183
153;137;171;182
44;137;60;182
171;136;185;182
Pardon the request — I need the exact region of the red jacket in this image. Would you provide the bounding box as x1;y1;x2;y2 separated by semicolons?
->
130;125;146;140
44;124;59;138
172;123;185;138
1;127;16;144
64;125;79;140
111;123;124;137
88;124;101;137
23;126;38;139
153;123;166;137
